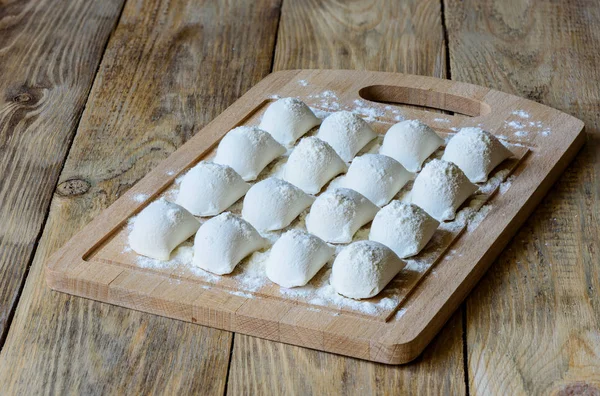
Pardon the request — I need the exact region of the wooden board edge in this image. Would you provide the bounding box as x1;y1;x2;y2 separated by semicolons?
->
46;262;415;364
42;70;588;365
375;123;587;361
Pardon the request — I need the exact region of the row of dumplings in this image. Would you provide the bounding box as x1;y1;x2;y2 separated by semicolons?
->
129;97;513;299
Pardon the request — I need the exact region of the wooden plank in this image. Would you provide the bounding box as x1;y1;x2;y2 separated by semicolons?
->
445;0;600;393
229;317;465;395
0;0;281;393
0;0;126;343
229;0;467;392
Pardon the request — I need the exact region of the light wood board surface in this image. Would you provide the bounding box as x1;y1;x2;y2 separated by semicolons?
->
44;67;583;364
0;0;597;393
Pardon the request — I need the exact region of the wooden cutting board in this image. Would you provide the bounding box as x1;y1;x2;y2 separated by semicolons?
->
45;70;585;364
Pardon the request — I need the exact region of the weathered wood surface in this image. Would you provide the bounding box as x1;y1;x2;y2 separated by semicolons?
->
0;0;598;393
227;0;466;393
0;0;281;394
445;0;600;394
0;0;125;344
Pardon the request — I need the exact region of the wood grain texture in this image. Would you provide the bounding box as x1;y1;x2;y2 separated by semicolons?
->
230;0;466;392
0;0;125;343
0;0;281;393
274;0;446;76
229;319;463;396
445;0;600;394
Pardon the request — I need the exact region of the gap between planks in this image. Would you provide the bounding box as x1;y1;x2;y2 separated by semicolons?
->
0;0;129;352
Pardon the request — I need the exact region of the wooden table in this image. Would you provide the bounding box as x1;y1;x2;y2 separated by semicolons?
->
0;0;598;394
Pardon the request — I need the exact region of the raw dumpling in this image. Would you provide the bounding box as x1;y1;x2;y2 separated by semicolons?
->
242;178;314;231
129;199;200;260
330;240;404;299
193;212;267;275
266;229;334;288
317;111;377;162
258;97;320;146
176;162;249;216
340;154;411;206
283;137;347;194
305;188;379;243
369;201;439;258
442;127;513;183
379;120;444;172
213;126;286;181
411;159;477;221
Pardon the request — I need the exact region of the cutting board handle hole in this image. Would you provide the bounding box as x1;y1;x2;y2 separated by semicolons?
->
358;85;491;117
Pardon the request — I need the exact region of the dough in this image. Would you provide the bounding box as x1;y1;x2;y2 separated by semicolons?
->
305;188;379;243
442;127;513;183
340;153;411;206
266;229;334;288
176;161;249;216
258;97;320;146
379;120;444;172
316;111;377;162
213;126;286;181
242;178;314;231
283;137;347;194
129;199;200;260
193;212;267;275
411;159;477;221
369;201;439;258
330;240;404;299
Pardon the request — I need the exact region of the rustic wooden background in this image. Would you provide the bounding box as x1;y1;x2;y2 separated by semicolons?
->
0;0;598;394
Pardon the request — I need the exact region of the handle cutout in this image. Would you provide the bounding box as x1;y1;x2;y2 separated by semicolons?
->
359;85;491;117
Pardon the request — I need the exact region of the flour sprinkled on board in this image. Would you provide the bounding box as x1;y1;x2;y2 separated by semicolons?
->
505;120;525;130
279;264;399;316
466;204;492;232
132;193;149;203
297;79;308;87
514;130;528;137
230;250;271;291
308;90;341;112
512;110;531;118
351;99;385;122
499;175;516;194
529;121;543;128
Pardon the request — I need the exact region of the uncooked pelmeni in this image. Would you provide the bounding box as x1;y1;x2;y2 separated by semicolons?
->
379;120;444;172
283;137;347;194
442;127;513;183
266;229;334;288
340;154;411;206
213;126;285;181
411;159;477;221
176;162;249;216
330;240;404;299
258;97;320;146
305;188;379;243
369;201;439;258
129;199;200;260
242;178;314;231
316;111;377;162
193;212;267;275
